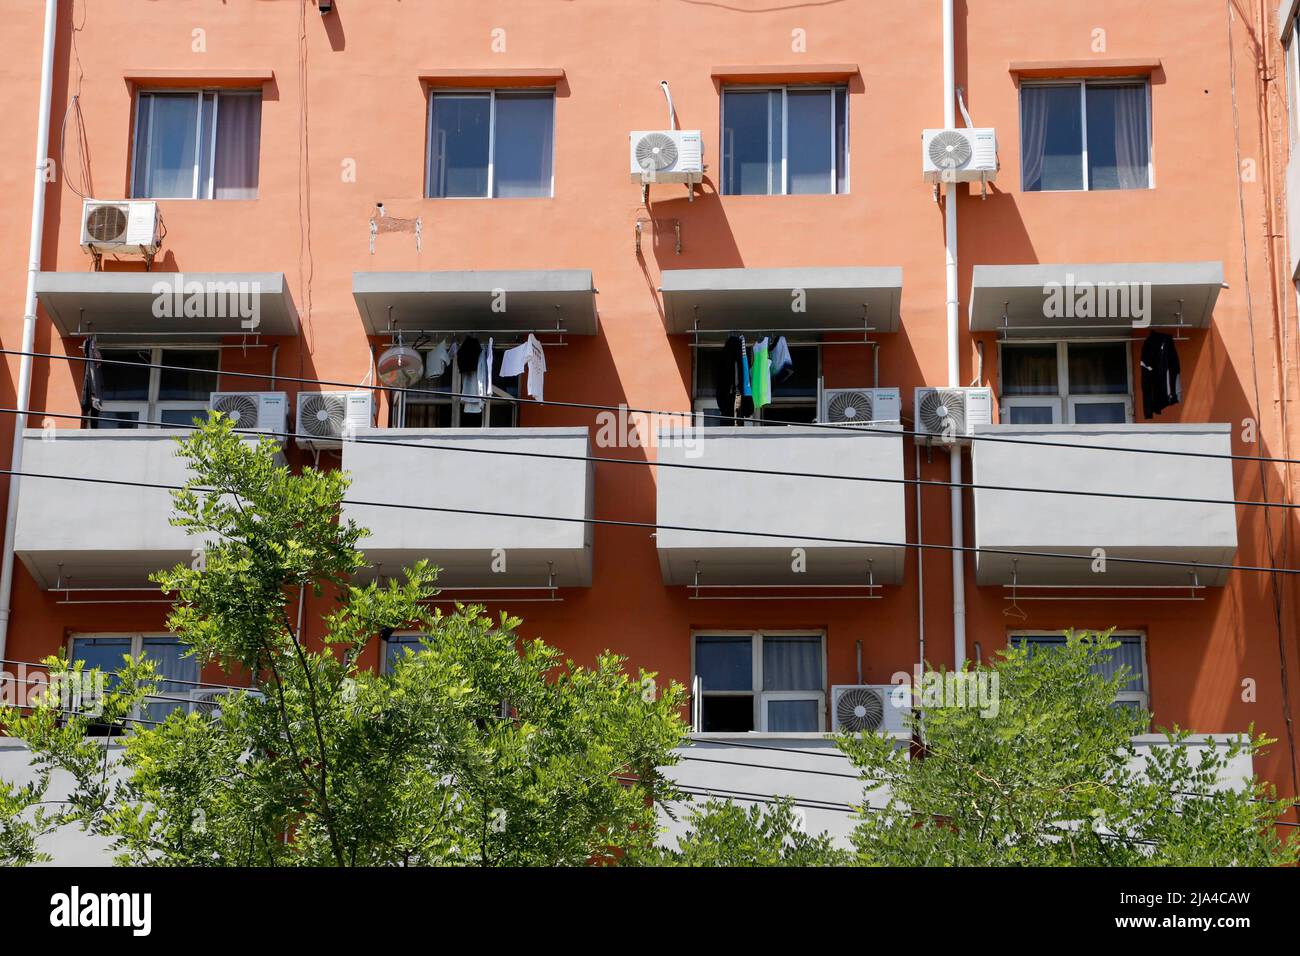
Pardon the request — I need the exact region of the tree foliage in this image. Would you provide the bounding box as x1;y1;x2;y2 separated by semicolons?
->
5;416;686;866
839;631;1298;866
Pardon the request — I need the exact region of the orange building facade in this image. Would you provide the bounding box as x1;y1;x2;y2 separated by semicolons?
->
2;0;1300;814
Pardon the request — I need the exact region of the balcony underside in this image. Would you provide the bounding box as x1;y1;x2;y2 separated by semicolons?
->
341;427;594;588
656;427;906;587
972;424;1238;587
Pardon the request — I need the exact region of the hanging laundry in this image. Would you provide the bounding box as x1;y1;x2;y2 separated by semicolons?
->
714;336;754;422
501;334;548;401
460;336;492;414
80;335;104;423
750;336;772;410
740;335;752;401
770;335;793;384
1140;331;1181;419
456;335;481;375
424;339;452;377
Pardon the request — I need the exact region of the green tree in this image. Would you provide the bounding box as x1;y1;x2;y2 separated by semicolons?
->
840;631;1299;866
636;797;848;866
7;416;686;866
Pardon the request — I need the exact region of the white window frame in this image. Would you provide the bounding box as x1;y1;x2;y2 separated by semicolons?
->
130;89;260;200
67;632;198;725
720;84;849;196
998;339;1133;425
425;88;557;199
1019;78;1154;192
1287;17;1300;147
381;631;427;675
1010;630;1150;714
690;630;828;733
96;345;221;430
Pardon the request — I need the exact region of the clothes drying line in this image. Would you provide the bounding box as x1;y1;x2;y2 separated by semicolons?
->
381;305;573;346
995;298;1193;342
690;313;882;388
686;560;883;601
1002;560;1205;606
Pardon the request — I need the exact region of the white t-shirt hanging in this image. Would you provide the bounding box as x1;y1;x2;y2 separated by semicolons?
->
501;334;547;401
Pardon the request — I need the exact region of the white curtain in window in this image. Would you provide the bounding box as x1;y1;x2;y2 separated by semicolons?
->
213;94;261;199
1091;637;1146;692
1111;85;1148;190
762;637;822;691
1020;86;1051;191
142;638;199;721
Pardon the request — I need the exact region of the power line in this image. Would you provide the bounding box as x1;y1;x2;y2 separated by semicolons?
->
2;462;1298;578
5;405;1296;516
1;345;1292;466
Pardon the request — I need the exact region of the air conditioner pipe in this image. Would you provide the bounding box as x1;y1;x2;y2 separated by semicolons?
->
942;0;967;668
660;80;677;131
0;0;59;661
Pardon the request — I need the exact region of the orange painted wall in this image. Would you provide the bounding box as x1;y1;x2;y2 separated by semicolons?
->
1;1;1298;801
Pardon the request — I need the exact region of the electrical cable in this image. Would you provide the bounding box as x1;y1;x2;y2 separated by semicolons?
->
3;345;1295;466
1;462;1297;578
8;404;1298;516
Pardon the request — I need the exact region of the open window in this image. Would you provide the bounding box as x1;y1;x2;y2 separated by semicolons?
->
693;632;826;732
1020;80;1151;192
998;340;1132;425
131;90;262;199
691;342;820;425
92;347;220;429
721;85;849;195
396;345;520;428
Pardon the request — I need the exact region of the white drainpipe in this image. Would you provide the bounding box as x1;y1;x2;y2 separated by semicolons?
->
942;0;967;667
0;0;59;660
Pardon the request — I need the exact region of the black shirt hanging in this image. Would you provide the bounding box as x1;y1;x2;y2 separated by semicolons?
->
1140;330;1181;419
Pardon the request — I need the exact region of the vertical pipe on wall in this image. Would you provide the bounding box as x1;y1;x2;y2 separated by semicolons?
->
0;0;59;660
942;0;967;667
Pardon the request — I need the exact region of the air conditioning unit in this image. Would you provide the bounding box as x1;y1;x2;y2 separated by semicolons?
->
922;128;998;184
79;199;162;258
208;392;289;434
831;684;911;735
629;130;704;184
294;391;373;449
819;387;901;427
913;386;994;443
189;687;264;720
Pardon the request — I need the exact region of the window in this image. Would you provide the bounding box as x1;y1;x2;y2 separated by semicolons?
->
70;633;201;730
426;90;555;198
132;90;261;199
692;342;820;425
693;632;826;732
1012;632;1149;714
399;344;520;428
999;341;1131;425
382;632;427;675
721;86;848;195
93;348;219;429
1020;81;1150;191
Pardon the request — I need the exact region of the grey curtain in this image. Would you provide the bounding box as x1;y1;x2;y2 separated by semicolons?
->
1020;86;1051;191
1111;85;1149;190
762;636;822;691
213;93;261;199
